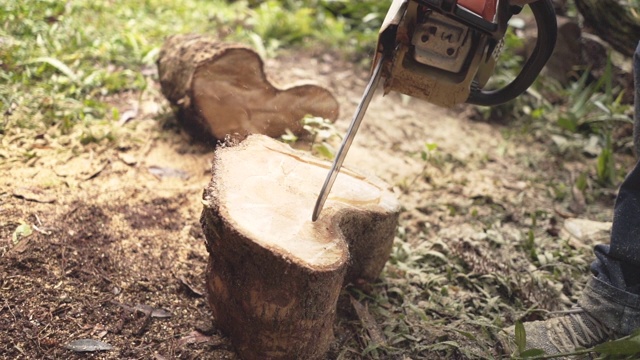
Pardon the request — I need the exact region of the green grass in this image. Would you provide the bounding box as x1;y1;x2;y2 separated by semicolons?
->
0;0;390;162
2;0;215;155
5;0;631;178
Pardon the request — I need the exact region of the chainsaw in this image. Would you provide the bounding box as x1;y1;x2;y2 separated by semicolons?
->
312;0;557;221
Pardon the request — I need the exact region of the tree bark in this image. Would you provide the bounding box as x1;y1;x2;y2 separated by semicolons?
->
200;135;399;360
574;0;639;58
157;34;340;142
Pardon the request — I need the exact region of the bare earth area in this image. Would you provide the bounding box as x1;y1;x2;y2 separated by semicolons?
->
0;51;629;359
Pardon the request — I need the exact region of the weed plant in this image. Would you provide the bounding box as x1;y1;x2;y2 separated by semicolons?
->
483;28;634;189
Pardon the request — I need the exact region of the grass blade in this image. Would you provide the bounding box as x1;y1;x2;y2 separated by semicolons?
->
25;57;79;82
515;321;526;354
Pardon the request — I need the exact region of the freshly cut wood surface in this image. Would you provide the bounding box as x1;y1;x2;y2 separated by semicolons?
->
200;134;399;360
157;34;340;142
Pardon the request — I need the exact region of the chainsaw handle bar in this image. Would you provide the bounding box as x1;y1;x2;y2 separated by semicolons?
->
466;0;557;105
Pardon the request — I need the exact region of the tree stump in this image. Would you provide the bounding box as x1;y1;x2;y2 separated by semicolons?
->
157;34;340;142
200;135;400;360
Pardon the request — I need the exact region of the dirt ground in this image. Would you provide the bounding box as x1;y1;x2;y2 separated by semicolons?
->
0;51;630;359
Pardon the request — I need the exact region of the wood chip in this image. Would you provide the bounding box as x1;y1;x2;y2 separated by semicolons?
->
148;166;190;180
150;308;172;319
64;339;113;352
117;108;138;126
179;275;204;297
118;153;137;166
131;303;172;318
561;218;612;249
178;331;212;346
569;185;586;215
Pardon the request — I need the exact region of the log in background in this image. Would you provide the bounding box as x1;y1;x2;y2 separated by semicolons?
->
157;34;339;143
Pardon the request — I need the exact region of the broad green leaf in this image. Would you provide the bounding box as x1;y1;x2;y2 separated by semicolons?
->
630;328;640;338
594;338;640;355
557;116;577;132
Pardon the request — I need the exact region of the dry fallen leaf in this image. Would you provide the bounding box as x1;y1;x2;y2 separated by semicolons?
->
133;303;172;318
12;187;56;203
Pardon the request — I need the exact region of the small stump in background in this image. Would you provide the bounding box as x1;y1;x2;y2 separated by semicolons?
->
157;34;340;142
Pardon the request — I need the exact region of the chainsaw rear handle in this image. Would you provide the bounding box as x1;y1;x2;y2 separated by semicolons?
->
466;0;557;106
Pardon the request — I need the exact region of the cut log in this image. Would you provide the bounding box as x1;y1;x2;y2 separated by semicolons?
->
157;34;340;142
200;134;399;360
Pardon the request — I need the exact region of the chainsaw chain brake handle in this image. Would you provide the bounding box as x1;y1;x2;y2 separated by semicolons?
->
418;0;558;105
466;0;557;105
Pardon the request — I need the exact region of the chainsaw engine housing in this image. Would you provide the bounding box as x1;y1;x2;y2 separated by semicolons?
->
377;0;502;107
374;0;556;107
